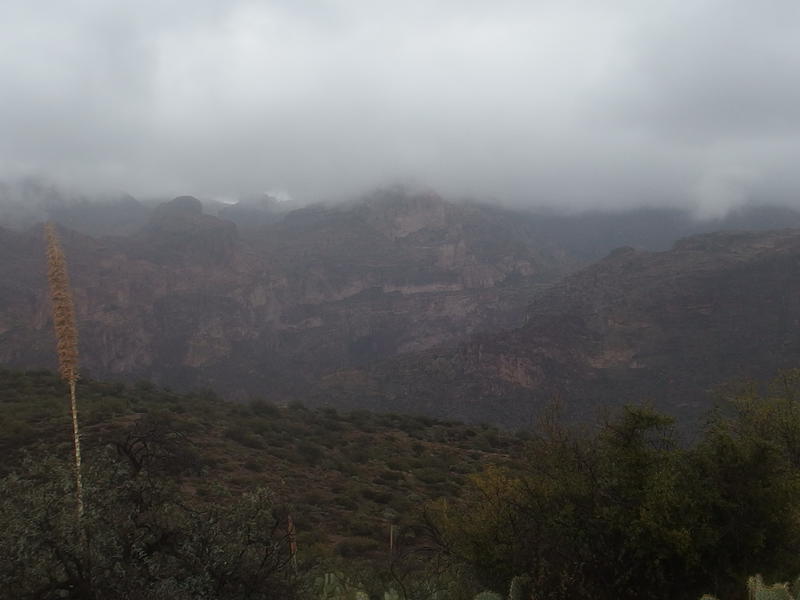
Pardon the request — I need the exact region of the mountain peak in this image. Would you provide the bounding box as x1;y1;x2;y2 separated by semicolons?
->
155;196;203;218
140;196;237;264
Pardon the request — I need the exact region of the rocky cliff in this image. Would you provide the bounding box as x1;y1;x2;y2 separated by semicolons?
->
0;189;575;399
313;229;800;429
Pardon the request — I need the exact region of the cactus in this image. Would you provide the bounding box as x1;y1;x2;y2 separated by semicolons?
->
314;572;532;600
508;575;533;600
315;571;369;600
701;574;798;600
748;575;794;600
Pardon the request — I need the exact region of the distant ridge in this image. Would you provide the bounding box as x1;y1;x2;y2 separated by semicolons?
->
312;228;800;430
0;188;575;400
4;184;800;429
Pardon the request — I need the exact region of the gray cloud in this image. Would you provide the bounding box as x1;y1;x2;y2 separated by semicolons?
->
1;0;799;214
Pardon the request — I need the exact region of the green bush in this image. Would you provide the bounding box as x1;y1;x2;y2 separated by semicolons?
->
430;384;800;600
0;452;298;599
335;537;381;558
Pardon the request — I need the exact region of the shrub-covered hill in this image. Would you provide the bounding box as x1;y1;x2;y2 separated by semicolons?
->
7;367;800;600
0;367;524;560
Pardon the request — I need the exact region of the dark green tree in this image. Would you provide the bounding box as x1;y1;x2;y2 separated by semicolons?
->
429;386;800;600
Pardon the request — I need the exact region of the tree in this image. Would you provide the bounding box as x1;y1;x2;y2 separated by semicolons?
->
428;395;800;600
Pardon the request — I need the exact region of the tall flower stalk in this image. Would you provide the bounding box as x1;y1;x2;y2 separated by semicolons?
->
44;223;83;518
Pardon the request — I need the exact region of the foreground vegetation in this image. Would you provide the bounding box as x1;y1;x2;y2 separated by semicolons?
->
4;368;800;599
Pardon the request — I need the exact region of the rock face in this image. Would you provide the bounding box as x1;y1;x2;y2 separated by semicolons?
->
314;229;800;430
0;190;575;399
8;185;800;429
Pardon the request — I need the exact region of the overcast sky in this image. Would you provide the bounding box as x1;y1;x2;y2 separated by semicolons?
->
1;1;799;215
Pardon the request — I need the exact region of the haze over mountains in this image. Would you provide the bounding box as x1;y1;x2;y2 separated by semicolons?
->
3;182;800;430
6;3;800;597
0;187;573;398
317;227;800;428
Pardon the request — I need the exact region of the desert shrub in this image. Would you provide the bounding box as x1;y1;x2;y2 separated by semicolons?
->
0;418;37;449
344;514;380;538
244;459;265;472
374;469;405;483
0;451;298;599
430;391;800;600
225;426;265;449
344;446;371;464
83;395;127;425
361;488;393;504
250;398;281;417
297;442;324;465
134;379;156;393
321;407;339;419
335;537;381;558
385;458;408;471
248;416;274;435
335;495;359;511
413;468;447;485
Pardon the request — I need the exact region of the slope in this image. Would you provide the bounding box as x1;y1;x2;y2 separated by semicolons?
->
313;229;800;429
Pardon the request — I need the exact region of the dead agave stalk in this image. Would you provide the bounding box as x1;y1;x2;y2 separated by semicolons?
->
44;223;84;518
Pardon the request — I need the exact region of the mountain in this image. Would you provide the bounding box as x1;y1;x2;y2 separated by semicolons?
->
218;193;301;229
7;177;800;254
0;189;575;399
6;183;800;426
509;203;800;261
312;228;800;429
0;177;151;236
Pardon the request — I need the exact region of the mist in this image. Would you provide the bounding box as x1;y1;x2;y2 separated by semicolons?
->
2;1;800;215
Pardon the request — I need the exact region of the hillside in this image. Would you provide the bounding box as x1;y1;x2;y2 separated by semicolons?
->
0;367;523;561
312;229;800;429
6;185;800;429
7;367;800;600
0;188;575;399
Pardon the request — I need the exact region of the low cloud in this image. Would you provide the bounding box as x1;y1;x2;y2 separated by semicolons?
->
1;1;799;213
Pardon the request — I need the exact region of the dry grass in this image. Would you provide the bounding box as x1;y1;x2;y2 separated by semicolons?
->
45;223;84;517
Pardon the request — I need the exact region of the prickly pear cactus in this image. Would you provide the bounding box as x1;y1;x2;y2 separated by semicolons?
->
747;575;794;600
700;574;799;600
316;572;369;600
508;575;533;600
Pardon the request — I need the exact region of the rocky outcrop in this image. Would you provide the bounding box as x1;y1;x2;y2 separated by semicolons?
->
313;229;800;430
0;190;576;400
6;187;800;430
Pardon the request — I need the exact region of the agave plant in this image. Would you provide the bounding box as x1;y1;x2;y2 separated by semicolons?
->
44;223;84;518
